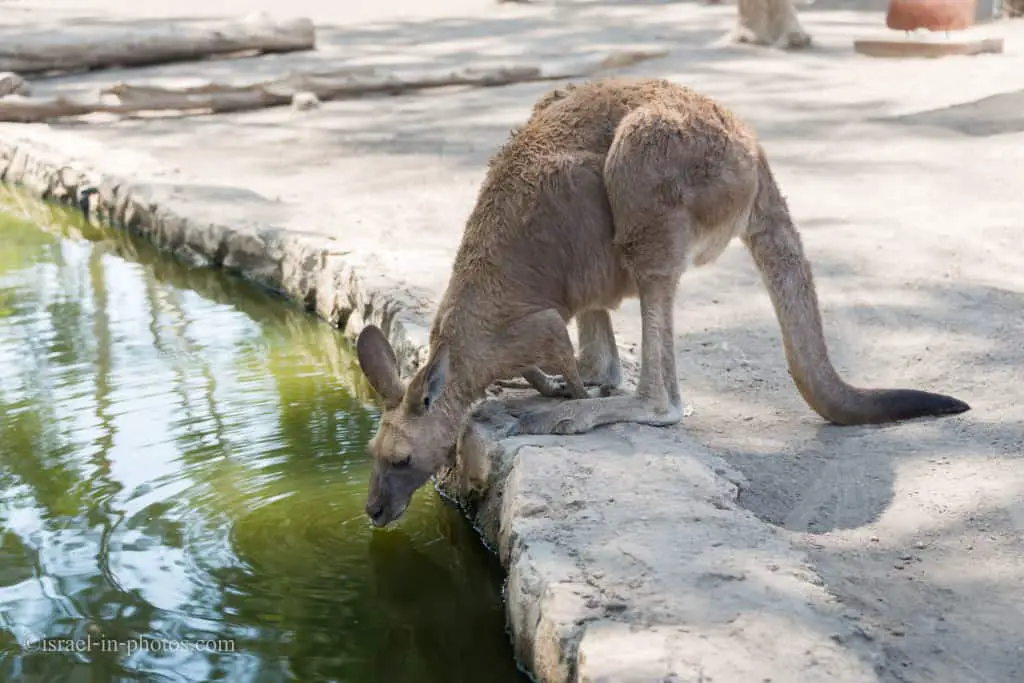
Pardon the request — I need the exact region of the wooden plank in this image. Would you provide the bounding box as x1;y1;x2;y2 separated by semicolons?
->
853;36;1004;58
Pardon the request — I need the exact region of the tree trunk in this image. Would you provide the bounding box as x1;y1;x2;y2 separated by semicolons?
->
0;49;667;124
733;0;812;49
0;15;315;76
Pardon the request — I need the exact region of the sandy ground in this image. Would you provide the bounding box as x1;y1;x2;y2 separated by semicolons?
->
3;1;1024;681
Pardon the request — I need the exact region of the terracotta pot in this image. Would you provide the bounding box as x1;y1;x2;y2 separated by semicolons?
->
886;0;979;31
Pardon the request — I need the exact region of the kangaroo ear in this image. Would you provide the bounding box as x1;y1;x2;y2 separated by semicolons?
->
420;346;449;412
356;325;404;408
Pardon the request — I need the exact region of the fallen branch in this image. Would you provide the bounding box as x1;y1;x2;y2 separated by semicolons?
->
0;49;669;123
0;14;316;76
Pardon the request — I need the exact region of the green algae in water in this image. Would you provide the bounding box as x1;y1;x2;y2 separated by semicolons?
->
0;193;526;683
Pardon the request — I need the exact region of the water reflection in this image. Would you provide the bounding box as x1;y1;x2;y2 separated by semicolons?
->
0;193;524;683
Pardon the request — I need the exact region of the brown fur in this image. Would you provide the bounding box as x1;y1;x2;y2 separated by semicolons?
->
355;77;969;528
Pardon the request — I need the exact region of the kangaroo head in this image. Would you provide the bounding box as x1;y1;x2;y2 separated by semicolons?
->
355;325;456;527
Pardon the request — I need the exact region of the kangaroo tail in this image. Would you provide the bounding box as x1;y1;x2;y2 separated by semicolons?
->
741;150;969;425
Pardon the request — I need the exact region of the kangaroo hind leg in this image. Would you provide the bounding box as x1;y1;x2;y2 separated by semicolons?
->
509;107;694;436
508;101;757;436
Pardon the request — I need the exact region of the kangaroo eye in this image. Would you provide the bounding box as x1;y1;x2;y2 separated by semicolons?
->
393;456;412;469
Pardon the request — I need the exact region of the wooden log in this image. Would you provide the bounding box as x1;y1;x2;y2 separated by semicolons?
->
0;49;669;124
0;15;316;76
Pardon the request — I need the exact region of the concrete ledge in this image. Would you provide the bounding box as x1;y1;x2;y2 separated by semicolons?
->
0;131;430;379
442;400;888;682
1;130;890;682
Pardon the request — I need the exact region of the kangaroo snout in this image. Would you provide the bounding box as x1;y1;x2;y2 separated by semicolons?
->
365;498;388;526
365;488;408;528
364;457;431;527
364;469;401;528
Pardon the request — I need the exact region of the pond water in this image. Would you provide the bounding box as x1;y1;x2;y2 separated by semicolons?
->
0;193;526;683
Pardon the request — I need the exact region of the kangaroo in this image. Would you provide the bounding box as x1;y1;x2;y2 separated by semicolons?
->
354;77;970;528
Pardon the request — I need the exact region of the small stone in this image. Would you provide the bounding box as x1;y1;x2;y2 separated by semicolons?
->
913;540;926;549
0;72;30;97
853;625;875;641
869;535;880;542
291;91;321;111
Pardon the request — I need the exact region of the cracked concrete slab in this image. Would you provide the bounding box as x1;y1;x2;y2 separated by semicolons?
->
442;402;886;682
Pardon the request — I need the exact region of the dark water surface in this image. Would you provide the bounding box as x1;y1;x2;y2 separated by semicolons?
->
0;193;525;683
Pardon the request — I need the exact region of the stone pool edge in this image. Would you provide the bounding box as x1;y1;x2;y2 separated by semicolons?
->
0;135;430;377
0;133;890;683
